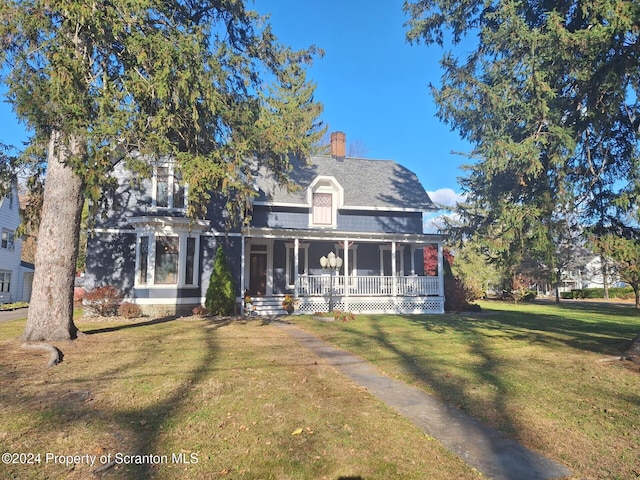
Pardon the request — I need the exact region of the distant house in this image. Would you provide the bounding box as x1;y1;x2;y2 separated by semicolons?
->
0;182;33;303
85;132;445;315
560;255;624;292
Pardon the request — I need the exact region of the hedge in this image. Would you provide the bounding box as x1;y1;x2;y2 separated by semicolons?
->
560;287;635;300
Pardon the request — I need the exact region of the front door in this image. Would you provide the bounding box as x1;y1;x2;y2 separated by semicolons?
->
249;252;267;296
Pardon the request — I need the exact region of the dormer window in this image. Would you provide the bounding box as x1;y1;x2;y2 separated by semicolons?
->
153;163;186;210
313;193;333;225
308;176;343;228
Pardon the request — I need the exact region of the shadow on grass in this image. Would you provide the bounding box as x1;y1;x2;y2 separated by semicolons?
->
81;315;182;335
18;315;258;479
315;300;640;468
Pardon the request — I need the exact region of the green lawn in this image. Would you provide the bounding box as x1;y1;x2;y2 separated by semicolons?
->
0;315;480;480
2;301;638;479
293;300;640;480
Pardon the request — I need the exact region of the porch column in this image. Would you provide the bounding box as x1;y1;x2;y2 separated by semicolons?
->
410;246;416;275
294;238;299;298
392;241;397;296
437;241;445;297
240;235;246;315
343;238;349;311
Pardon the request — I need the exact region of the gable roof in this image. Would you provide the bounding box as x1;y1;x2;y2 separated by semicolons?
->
255;155;436;212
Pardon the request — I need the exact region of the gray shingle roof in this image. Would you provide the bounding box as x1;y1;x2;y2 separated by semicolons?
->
255;155;435;211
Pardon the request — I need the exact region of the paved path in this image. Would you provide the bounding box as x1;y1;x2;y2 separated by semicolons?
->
279;322;572;480
0;308;28;322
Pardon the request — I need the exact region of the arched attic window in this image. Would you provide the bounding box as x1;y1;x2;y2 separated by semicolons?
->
307;176;344;228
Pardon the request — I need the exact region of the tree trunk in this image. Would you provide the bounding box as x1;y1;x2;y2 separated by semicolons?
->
22;131;85;342
601;254;609;300
623;332;640;363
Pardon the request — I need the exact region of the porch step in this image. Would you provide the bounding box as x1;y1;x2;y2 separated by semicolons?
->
246;297;287;316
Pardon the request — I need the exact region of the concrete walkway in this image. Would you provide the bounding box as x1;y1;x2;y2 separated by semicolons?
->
0;307;28;323
279;322;572;480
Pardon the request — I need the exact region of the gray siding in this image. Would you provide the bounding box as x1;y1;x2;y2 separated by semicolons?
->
251;206;424;234
337;210;423;234
85;232;136;295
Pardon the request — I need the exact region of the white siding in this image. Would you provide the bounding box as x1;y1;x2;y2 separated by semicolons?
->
0;185;27;303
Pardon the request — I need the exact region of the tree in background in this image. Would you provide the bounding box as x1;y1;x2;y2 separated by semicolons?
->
1;1;324;342
205;245;236;316
405;0;640;299
590;230;640;308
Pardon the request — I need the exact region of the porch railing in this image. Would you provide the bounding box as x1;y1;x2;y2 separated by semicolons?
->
296;275;440;297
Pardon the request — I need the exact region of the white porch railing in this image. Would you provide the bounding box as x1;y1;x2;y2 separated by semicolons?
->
296;275;440;297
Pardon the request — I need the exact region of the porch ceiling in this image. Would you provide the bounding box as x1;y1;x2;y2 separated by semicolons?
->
241;226;442;244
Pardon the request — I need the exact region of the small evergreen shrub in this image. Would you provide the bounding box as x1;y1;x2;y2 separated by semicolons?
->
118;302;142;319
84;286;123;316
205;245;236;316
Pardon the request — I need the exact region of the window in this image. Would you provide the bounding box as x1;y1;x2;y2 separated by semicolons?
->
1;229;15;250
0;271;11;293
308;176;343;228
139;236;149;284
155;236;179;284
153;163;186;210
313;193;332;225
156;167;169;207
134;230;201;287
185;237;196;285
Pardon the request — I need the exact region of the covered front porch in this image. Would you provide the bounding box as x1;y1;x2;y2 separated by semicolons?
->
240;227;445;315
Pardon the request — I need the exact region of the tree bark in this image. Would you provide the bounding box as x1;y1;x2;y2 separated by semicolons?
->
623;332;640;363
22;131;85;342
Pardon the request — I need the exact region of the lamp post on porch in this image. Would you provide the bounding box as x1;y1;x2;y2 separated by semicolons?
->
319;251;342;312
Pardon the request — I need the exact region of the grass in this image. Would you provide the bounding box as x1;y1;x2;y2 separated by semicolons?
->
293;300;640;480
0;315;480;480
2;301;639;479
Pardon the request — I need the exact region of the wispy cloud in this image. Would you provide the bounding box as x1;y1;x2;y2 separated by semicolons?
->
427;188;466;207
424;189;465;234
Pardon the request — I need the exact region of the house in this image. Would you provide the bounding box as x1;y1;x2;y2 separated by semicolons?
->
560;255;624;292
85;132;445;315
0;181;34;304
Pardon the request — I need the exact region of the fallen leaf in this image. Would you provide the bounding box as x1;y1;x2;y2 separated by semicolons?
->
291;428;303;436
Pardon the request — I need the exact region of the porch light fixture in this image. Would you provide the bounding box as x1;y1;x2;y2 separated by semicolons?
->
319;251;342;312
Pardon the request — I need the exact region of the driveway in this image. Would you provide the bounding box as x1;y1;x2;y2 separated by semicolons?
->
0;308;28;322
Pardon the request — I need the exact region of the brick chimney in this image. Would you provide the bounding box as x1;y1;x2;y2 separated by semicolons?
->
330;131;346;158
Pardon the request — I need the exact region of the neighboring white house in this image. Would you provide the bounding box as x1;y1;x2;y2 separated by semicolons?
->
0;182;33;303
560;255;623;292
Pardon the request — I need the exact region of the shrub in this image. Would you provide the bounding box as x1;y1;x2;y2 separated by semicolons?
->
333;310;355;322
567;287;634;300
192;305;209;316
205;245;236;316
118;302;142;319
444;274;472;312
84;286;123;316
73;287;85;304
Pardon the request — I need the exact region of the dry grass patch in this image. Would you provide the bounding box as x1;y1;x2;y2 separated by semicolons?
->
0;315;480;479
294;301;640;480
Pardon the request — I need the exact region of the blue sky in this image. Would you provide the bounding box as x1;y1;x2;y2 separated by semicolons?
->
0;0;471;206
253;0;471;205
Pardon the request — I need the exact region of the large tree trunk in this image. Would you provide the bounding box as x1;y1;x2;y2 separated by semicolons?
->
22;131;85;342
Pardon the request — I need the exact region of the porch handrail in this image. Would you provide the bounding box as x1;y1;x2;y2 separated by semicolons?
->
296;274;440;297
